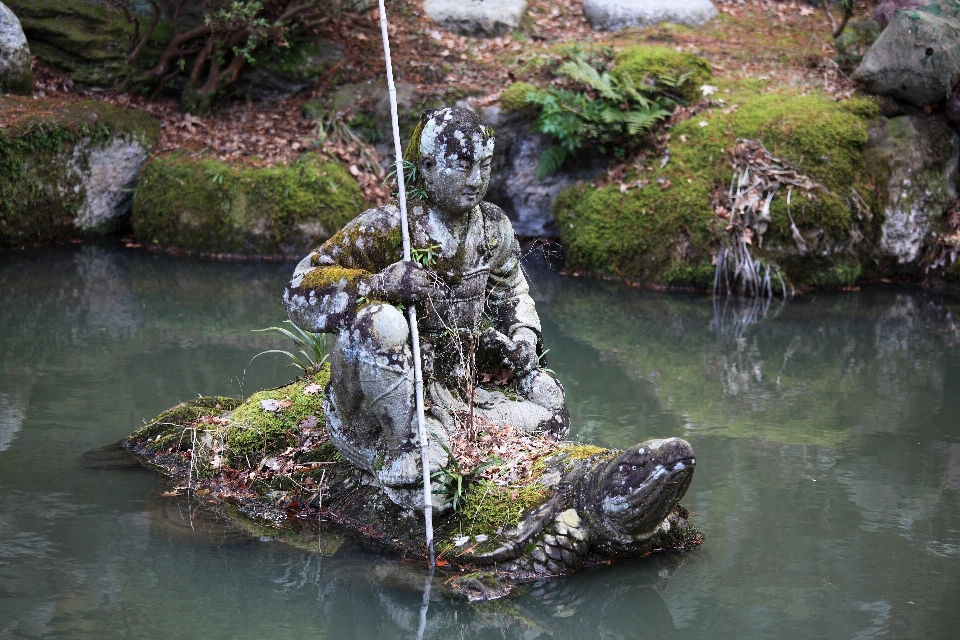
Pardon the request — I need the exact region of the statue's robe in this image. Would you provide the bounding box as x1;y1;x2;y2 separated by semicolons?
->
284;201;569;505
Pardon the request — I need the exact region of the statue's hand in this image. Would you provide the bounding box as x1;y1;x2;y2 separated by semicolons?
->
370;260;432;304
481;327;538;376
508;328;539;376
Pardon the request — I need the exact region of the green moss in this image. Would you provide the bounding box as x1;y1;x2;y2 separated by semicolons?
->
806;262;863;288
613;46;712;104
300;266;370;290
132;396;239;443
500;82;542;114
0;96;159;246
132;152;363;255
559;444;612;460
457;480;548;537
226;366;329;461
10;0;173;87
554;87;881;287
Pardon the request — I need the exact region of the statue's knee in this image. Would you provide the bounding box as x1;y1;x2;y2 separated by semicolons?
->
354;303;409;351
521;370;565;411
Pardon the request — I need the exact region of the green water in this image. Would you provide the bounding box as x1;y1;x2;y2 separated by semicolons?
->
1;245;958;639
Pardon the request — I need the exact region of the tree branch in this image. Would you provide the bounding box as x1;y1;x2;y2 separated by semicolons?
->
126;0;164;68
141;22;215;81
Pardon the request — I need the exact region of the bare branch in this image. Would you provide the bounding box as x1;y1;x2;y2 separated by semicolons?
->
127;0;165;68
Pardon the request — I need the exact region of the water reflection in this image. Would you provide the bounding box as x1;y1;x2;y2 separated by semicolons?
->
0;244;958;639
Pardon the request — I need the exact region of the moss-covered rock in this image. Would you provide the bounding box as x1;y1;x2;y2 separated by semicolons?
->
553;87;886;288
865;112;959;271
131;152;364;255
613;45;712;104
124;372;701;582
8;0;172;87
0;96;158;245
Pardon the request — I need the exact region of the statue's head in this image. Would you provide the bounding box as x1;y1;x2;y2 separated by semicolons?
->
405;107;495;216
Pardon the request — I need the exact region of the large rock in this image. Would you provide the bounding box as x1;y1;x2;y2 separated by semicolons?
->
864;112;960;264
8;0;171;87
131;153;363;256
856;0;960;106
583;0;718;31
483;108;603;238
423;0;528;37
242;35;344;101
0;96;158;246
0;1;31;95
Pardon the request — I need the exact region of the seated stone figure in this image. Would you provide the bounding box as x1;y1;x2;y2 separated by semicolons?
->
284;107;568;507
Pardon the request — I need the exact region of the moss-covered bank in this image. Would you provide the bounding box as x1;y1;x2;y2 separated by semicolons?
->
553;86;886;288
8;0;172;87
131;152;364;256
0;96;159;246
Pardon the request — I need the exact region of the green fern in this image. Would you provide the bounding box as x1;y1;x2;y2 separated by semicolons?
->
535;146;569;179
525;53;672;176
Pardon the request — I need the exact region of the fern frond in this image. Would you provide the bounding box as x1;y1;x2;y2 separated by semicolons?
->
558;59;619;101
535;145;568;179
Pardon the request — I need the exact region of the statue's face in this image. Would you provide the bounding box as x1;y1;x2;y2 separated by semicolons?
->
418;111;495;216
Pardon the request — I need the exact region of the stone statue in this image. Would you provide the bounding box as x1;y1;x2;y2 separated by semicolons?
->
284;107;568;507
119;110;701;580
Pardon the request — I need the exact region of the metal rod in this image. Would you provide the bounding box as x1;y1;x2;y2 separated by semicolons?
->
377;0;435;567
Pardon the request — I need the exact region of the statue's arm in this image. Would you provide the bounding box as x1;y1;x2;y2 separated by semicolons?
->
283;206;404;333
482;203;542;344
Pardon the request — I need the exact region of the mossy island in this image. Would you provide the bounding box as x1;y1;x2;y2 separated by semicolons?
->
122;365;702;600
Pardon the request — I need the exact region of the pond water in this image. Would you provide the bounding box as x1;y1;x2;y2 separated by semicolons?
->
1;244;958;639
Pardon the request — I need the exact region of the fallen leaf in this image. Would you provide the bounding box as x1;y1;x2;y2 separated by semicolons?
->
800;6;814;15
261;399;283;412
698;120;709;128
303;383;323;395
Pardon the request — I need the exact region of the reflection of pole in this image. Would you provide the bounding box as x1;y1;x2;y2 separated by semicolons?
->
416;566;434;640
377;0;435;567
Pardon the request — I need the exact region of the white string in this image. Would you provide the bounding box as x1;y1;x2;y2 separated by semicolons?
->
377;0;435;567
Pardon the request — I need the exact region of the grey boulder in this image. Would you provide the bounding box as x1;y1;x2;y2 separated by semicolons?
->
583;0;718;31
0;1;31;95
424;0;528;37
857;0;960;106
865;113;959;264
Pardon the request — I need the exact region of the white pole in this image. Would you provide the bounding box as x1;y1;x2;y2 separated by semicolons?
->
377;0;435;567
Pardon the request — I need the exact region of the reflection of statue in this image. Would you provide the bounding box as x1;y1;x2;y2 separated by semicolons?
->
284;107;568;504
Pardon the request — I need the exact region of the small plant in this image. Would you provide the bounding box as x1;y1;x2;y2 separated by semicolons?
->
431;437;502;512
522;54;674;177
384;159;428;201
411;244;441;267
250;321;328;376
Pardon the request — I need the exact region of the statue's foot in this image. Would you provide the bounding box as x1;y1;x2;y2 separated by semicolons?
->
376;448;421;487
